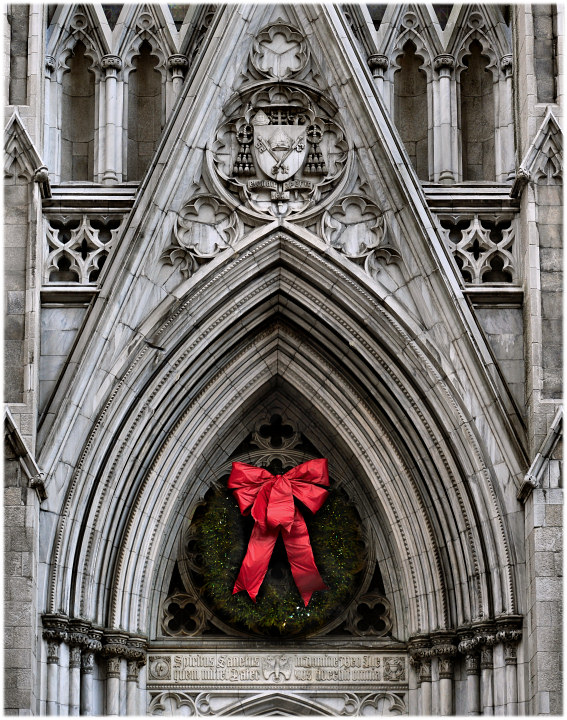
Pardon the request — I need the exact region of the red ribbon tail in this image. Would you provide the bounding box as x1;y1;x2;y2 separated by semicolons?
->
282;511;327;606
233;522;279;602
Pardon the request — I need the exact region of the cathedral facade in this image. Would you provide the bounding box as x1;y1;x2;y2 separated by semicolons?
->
4;3;563;716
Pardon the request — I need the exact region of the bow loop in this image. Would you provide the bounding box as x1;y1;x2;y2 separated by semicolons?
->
227;459;330;605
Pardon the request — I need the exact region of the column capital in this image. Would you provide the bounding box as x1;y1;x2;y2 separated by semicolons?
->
367;54;389;77
81;649;95;675
102;630;130;658
101;54;122;74
434;54;455;73
168;54;189;75
106;655;122;678
500;54;513;77
70;645;83;669
42;613;69;644
45;55;56;76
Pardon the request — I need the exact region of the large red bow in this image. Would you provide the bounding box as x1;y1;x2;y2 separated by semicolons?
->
228;459;330;606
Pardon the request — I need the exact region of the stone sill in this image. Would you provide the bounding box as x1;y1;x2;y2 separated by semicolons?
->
465;285;524;307
43;183;138;214
41;286;99;304
423;183;520;213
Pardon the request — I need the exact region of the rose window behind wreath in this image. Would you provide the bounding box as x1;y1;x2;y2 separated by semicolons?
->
163;415;393;639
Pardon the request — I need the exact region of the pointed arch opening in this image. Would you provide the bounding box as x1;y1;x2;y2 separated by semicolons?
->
460;39;495;181
394;40;429;180
61;41;95;181
127;39;163;180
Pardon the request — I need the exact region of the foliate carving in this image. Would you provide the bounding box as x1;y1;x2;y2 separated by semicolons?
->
497;629;522;664
161;196;241;278
46;641;60;664
418;657;432;683
210;84;348;219
465;653;480;674
409;639;432;683
168;54;189;74
367;54;389;77
251;21;309;79
101;54;122;72
106;656;121;678
102;632;129;659
70;646;82;669
432;639;457;679
81;650;95;675
433;54;455;72
42;614;68;658
321;195;401;279
439;215;516;284
458;635;480;674
127;660;141;682
161;592;210;637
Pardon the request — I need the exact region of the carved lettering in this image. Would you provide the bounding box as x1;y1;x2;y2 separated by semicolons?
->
147;652;406;687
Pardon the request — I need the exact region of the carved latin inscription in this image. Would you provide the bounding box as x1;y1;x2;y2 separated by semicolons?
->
147;651;407;686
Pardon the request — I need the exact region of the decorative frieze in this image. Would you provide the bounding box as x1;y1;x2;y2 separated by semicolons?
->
146;651;408;687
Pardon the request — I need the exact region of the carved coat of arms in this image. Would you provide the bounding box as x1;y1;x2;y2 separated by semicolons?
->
210;85;348;219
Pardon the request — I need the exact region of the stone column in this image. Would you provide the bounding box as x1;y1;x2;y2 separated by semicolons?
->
479;633;497;715
410;639;433;715
367;54;390;111
167;54;189;114
126;660;140;715
102;632;130;716
45;638;61;715
433;641;457;716
125;637;147;716
498;55;515;182
67;620;88;716
433;54;456;183
43;614;69;716
68;645;82;715
419;653;433;715
80;649;95;715
105;656;121;715
101;55;122;185
44;55;59;179
80;629;102;716
459;637;481;716
497;629;522;715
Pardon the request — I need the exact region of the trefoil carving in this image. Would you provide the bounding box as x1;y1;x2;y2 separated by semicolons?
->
161;195;242;279
321;195;401;279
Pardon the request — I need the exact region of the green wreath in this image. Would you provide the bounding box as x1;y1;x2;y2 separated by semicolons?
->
188;482;366;637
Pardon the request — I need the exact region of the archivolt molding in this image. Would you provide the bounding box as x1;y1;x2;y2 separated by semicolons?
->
44;232;522;639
